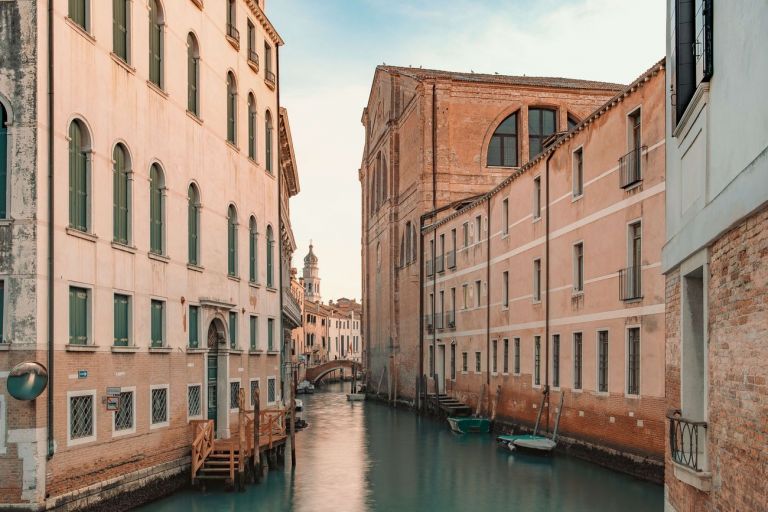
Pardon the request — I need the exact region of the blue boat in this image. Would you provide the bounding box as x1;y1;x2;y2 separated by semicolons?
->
447;416;490;434
497;393;563;454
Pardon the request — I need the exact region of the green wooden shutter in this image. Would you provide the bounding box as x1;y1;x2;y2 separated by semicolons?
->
149;1;161;86
114;294;129;346
151;300;163;347
229;312;237;349
265;116;272;173
189;306;199;348
188;192;199;265
267;318;273;351
150;165;163;254
113;0;128;60
266;229;273;287
69;123;88;231
113;146;129;244
0;105;7;218
249;316;256;350
187;50;197;114
69;0;86;29
249;225;256;282
228;209;236;275
69;287;88;345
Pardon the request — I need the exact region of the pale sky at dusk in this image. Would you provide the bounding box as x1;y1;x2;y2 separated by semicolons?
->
269;0;665;301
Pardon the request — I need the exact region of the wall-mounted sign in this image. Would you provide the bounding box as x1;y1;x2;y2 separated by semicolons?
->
7;362;49;401
106;396;119;411
77;370;88;379
106;387;121;397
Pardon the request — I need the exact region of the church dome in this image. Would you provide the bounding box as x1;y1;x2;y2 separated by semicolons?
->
304;243;318;266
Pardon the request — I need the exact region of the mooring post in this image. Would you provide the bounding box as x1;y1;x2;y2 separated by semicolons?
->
291;368;297;468
254;390;261;482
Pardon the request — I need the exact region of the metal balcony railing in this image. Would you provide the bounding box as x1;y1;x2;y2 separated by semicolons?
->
424;315;434;333
619;146;644;188
447;250;456;269
265;70;276;87
619;266;643;301
446;311;455;330
226;23;240;43
426;259;434;277
668;410;707;472
435;255;445;273
248;49;259;68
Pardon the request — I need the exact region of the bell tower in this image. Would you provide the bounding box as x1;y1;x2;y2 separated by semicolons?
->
303;241;321;303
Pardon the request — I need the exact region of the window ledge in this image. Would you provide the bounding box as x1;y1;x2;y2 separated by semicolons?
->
65;17;95;44
146;80;168;98
264;76;276;91
249;281;261;290
111;241;136;254
111;345;139;353
571;194;584;203
226;141;240;152
229;349;245;355
624;393;641;399
532;216;542;224
66;227;97;243
266;350;280;356
189;0;203;10
0;218;13;227
532;299;542;305
247;59;259;74
148;252;170;263
186;110;204;125
673;462;712;492
571;290;584;298
187;263;204;273
623;180;644;193
226;35;240;51
249;349;265;355
0;343;10;351
66;344;98;352
266;286;278;293
228;275;241;282
148;346;173;353
110;53;135;74
623;297;644;305
593;391;610;397
186;347;209;354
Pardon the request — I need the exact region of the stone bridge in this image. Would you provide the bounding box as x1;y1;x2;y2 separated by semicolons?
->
305;360;361;385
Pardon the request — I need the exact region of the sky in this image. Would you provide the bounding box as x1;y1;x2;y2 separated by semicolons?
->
268;0;666;302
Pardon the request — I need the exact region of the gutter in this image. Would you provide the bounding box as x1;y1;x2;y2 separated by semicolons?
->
46;0;55;460
486;198;491;390
431;84;437;210
417;215;424;411
276;45;286;392
543;149;555;432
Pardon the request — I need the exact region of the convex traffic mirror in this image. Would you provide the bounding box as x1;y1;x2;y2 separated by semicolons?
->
7;361;49;401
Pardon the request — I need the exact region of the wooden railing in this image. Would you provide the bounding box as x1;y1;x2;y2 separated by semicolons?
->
190;419;214;483
259;409;286;449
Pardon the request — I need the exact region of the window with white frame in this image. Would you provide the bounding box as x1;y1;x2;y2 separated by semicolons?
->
230;380;241;410
113;390;134;433
475;280;481;308
503;338;509;374
533;176;541;219
188;384;202;419
250;379;260;407
598;331;609;393
573;332;583;390
462;222;469;248
68;391;96;444
502;271;509;307
475;351;481;373
150;386;168;426
0;280;5;344
462;284;468;309
0;394;5;454
627;327;640;395
502;198;509;236
475;215;482;242
514;338;520;375
573;147;584;197
492;340;498;373
462;352;468;372
534;336;541;385
552;334;560;388
533;259;541;301
267;377;276;404
573;242;584;293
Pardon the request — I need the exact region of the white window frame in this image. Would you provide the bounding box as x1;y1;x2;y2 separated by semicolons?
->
249;378;260;408
474;280;481;308
532;175;542;220
491;339;498;376
502;271;509;308
149;384;170;429
69;282;94;346
112;386;137;437
67;389;97;447
532;335;542;388
188;303;201;348
474;351;482;374
625;324;642;398
573;241;584;294
229;378;242;412
595;328;610;396
551;333;561;390
572;145;584;199
501;197;509;236
572;331;584;391
187;383;203;421
513;337;521;376
267;376;277;405
149;296;166;348
626;218;643;268
0;278;7;345
533;258;542;303
502;338;509;375
113;289;134;347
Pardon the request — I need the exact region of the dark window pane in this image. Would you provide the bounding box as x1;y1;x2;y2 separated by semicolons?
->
487;137;501;166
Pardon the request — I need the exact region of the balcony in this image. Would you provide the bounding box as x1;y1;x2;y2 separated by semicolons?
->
247;49;259;71
265;69;276;89
282;287;302;330
447;250;456;269
619;266;642;301
668;410;708;473
435;254;445;273
226;23;240;50
619;146;644;188
426;259;434;277
445;311;455;330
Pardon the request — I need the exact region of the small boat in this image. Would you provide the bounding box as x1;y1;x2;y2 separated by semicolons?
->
346;393;366;401
498;393;564;455
295;399;303;411
297;380;315;394
448;416;490;434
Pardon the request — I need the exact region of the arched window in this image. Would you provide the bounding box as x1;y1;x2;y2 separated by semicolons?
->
265;111;273;174
249;216;258;283
227;72;237;144
188;184;201;265
0;103;8;219
227;205;238;276
487;113;518;167
247;94;257;160
113;0;129;62
266;225;274;287
187;33;200;115
112;144;131;244
148;0;164;88
528;108;557;159
149;163;165;254
68;120;90;231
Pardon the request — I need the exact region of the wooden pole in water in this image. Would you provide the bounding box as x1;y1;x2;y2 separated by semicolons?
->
254;390;261;481
291;368;297;468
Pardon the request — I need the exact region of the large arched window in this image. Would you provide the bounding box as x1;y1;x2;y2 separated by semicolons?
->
187;33;200;116
68;120;90;231
188;184;201;265
226;72;237;144
227;204;238;276
149;164;165;254
112;144;131;244
249;216;258;282
265;111;273;174
148;0;164;88
487;113;518;167
266;224;274;287
0;103;8;219
247;93;257;160
528;108;557;158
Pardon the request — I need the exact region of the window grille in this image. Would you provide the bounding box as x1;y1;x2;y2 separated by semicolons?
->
70;395;94;439
114;391;133;431
188;385;201;417
151;388;168;424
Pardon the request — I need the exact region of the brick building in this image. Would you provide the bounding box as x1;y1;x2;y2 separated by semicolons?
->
663;1;768;510
0;0;295;508
420;61;666;479
360;65;624;404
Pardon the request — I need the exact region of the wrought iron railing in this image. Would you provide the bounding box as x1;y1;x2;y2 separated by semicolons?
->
424;315;433;333
226;23;240;43
447;250;456;269
435;255;445;273
668;410;707;472
619;266;642;300
446;311;455;330
248;49;259;68
619;146;644;188
265;70;276;87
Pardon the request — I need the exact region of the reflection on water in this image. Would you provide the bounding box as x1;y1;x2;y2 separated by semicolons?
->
138;382;662;512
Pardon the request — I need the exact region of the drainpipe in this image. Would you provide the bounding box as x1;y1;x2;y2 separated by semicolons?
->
46;0;55;460
486;197;491;391
417;215;424;411
544;149;555;433
276;45;286;398
431;84;437;210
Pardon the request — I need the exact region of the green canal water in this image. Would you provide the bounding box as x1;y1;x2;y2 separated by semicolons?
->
138;383;662;512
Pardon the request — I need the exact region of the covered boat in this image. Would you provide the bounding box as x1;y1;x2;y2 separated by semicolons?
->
447;416;490;434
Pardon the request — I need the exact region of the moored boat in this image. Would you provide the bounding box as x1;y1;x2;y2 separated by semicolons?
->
447;416;490;434
346;392;366;401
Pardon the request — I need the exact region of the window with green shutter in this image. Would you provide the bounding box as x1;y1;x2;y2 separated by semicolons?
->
69;0;88;31
227;73;237;144
229;311;237;349
151;300;164;347
69;287;89;345
188;184;200;265
265;111;273;173
0;281;5;343
249;216;257;282
150;164;164;254
228;205;238;276
113;144;130;244
266;225;274;287
148;0;163;87
267;318;274;351
247;94;256;160
68;121;89;231
113;0;129;62
0;104;8;219
187;34;200;115
189;305;199;348
249;315;257;350
113;294;130;346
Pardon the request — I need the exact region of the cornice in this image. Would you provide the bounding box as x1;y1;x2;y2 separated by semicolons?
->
244;0;284;46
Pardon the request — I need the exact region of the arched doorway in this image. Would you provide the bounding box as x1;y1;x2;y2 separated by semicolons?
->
207;318;226;433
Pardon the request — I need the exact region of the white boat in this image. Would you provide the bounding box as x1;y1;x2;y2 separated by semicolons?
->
295;398;303;411
346;393;366;401
297;380;315;394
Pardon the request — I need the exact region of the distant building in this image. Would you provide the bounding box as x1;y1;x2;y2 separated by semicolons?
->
663;2;768;510
302;242;322;303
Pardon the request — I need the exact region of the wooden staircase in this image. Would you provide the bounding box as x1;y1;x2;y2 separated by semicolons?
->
427;393;472;417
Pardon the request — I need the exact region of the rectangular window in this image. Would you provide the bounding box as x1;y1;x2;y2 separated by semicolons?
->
462;222;469;248
428;345;434;376
188;384;202;418
628;327;640;395
150;387;168;426
514;338;520;374
492;340;498;373
151;299;164;347
189;305;200;348
533;259;541;301
598;331;609;392
533;176;541;219
503;338;509;374
229;311;238;349
475;215;482;242
573;332;583;390
113;293;130;347
624;221;643;300
114;390;134;432
69;393;95;441
534;336;541;385
572;148;584;197
450;344;456;380
69;286;89;345
264;42;273;75
502;198;509;235
267;377;276;404
462;352;468;372
0;281;4;343
475;351;481;373
250;315;258;350
475;280;481;308
250;379;260;407
462;284;468;309
438;233;445;272
69;0;88;31
573;242;584;293
552;334;560;387
267;318;274;351
502;271;509;307
230;381;241;410
113;0;129;62
247;20;256;60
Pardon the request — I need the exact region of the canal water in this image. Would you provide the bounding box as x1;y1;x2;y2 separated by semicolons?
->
139;383;662;512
